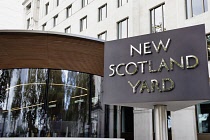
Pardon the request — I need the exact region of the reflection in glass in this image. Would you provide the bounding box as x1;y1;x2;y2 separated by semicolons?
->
186;0;208;18
207;35;210;60
150;4;165;33
186;0;192;18
204;0;208;11
118;18;128;39
0;69;47;137
192;0;203;16
0;69;103;137
197;101;210;133
48;70;89;137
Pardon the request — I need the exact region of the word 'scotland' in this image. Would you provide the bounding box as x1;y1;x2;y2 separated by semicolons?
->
108;39;199;94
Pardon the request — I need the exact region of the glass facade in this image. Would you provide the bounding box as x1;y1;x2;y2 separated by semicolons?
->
0;69;102;137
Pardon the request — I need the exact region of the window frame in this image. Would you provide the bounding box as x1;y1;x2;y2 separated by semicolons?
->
82;0;88;8
42;23;46;31
65;26;71;33
150;3;165;33
45;2;49;15
53;15;58;27
186;0;208;19
26;3;31;13
56;0;59;6
98;31;107;40
118;0;128;7
27;18;30;29
80;16;87;32
98;4;107;22
117;17;128;39
66;5;72;18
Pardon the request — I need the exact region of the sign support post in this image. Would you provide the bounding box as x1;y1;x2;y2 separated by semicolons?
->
154;105;168;140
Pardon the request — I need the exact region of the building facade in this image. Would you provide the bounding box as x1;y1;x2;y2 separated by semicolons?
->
3;0;210;140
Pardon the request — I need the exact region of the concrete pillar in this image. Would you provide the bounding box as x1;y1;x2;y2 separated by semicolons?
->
134;108;153;140
109;105;114;138
117;106;121;138
171;106;197;140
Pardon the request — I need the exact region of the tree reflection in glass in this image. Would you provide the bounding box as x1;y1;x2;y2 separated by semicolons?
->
48;70;89;137
0;69;102;137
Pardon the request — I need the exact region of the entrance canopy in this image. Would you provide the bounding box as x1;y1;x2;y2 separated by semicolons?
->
0;30;104;76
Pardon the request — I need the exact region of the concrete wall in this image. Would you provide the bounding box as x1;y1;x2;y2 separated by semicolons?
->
134;108;153;140
171;106;198;140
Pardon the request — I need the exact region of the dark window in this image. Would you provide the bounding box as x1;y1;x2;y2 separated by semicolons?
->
104;105;110;137
113;106;118;138
117;18;128;39
99;4;107;22
56;0;59;6
121;107;134;140
150;4;165;33
45;2;49;15
98;31;107;40
82;0;88;8
65;26;71;33
53;15;58;27
42;23;46;31
197;101;210;133
66;5;72;18
186;0;208;18
118;0;128;7
27;18;30;29
207;34;210;60
80;16;87;31
26;3;31;13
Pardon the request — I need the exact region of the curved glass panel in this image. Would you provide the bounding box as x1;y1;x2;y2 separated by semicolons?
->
0;69;103;137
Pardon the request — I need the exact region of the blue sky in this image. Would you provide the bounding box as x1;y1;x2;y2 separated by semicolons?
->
0;0;24;29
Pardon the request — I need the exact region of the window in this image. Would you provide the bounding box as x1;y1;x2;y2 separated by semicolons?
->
117;18;128;39
207;34;210;60
65;26;71;33
42;23;46;31
118;0;128;7
99;4;107;22
150;4;165;33
66;5;72;18
53;15;58;27
26;3;31;13
56;0;59;6
197;101;210;133
27;18;30;29
45;2;49;15
98;31;107;40
82;0;88;8
186;0;208;18
80;16;87;31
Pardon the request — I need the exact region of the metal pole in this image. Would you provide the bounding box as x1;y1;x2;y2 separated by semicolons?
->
154;105;168;140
